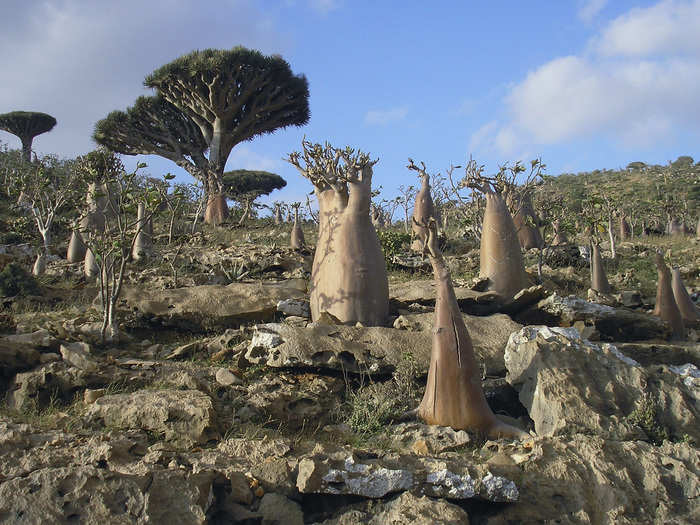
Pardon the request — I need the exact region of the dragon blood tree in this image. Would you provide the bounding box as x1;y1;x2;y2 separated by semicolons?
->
653;253;685;340
0;111;56;162
96;47;309;225
287;140;388;326
416;216;528;439
407;158;437;252
221;169;286;226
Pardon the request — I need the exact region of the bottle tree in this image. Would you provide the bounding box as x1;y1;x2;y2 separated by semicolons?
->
95;47;309;225
287;139;389;326
0;111;57;162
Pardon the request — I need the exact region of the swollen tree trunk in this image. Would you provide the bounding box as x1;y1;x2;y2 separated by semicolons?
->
512;195;543;250
417;220;528;438
411;175;436;252
479;192;528;301
590;242;611;294
290;206;305;250
312;179;389;325
32;253;46;276
67;230;87;262
552;220;568;245
653;253;685;339
671;267;700;324
619;216;631;241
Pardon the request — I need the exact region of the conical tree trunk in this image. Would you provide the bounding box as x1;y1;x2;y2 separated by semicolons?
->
479;193;528;301
204;194;228;225
696;216;700;239
653;254;685;339
590;243;611;294
67;230;87;263
671;267;700;324
411;176;436;252
417;221;528;439
84;249;99;279
32;253;46;276
290;208;305;250
512;196;543;251
311;182;388;326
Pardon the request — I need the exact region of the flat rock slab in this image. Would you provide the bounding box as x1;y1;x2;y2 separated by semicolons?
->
84;389;218;447
394;312;522;376
505;325;699;442
245;323;431;375
390;279;500;314
523;293;669;341
297;453;518;502
120;279;307;330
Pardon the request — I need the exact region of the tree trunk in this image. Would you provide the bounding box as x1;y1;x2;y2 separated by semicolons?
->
132;202;151;260
653;254;685;340
671;267;700;324
411;176;436;252
479;193;528;301
67;230;87;262
204;193;228;225
290;207;305;250
512;196;543;250
32;253;46;276
310;181;389;326
417;223;528;439
607;214;616;259
20;137;32;163
238;198;252;226
591;242;611;294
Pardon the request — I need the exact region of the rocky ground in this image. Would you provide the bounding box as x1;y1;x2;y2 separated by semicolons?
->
1;226;699;524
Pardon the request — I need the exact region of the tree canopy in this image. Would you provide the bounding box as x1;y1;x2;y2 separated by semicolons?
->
144;47;310;176
0;111;57;162
94;95;207;180
222;169;286;200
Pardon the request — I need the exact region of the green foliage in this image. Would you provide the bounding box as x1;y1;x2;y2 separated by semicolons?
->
0;262;40;296
628;394;669;446
222;170;286;199
377;229;411;269
0;111;56;139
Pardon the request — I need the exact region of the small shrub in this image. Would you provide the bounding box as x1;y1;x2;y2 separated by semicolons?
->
628;394;669;445
377;229;411;269
0;262;40;296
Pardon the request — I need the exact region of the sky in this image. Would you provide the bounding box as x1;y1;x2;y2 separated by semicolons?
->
2;0;699;210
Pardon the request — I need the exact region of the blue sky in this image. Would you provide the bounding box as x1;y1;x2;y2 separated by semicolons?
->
2;0;698;210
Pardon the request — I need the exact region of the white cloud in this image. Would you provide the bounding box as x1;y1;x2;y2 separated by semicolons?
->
594;0;700;57
476;0;700;155
578;0;608;22
226;146;283;173
0;1;288;159
364;106;408;126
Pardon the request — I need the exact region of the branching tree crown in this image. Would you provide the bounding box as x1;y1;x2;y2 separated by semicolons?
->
0;111;57;162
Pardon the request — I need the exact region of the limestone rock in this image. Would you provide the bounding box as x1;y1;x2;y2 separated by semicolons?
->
505;326;699;442
60;342;97;372
119;279;307;330
276;298;311;318
392;312;522;375
244;323;431;375
386;422;471;455
0;339;40;376
258;493;304;525
296;453;518;502
527;293;669;340
313;491;470;524
84;389;218;447
390;279;500;314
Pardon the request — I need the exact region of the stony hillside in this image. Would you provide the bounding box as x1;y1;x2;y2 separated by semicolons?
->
1;213;699;523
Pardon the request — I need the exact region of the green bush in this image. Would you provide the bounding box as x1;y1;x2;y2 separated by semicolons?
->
0;262;40;297
628;394;669;445
377;229;411;268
